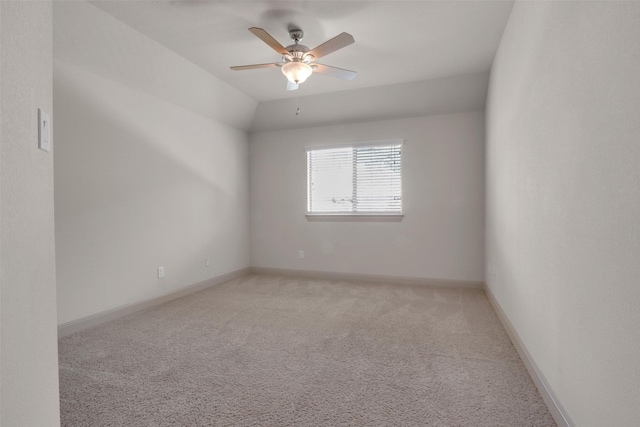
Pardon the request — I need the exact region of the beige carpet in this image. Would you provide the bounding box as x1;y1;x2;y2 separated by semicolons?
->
59;274;555;426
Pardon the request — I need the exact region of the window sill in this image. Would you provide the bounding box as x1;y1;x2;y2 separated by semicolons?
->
305;214;404;222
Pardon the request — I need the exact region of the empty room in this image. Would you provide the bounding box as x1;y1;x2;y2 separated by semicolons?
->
1;0;639;426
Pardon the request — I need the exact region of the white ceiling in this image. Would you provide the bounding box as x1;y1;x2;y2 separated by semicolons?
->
90;1;514;103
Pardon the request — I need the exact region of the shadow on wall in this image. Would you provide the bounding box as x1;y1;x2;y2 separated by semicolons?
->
53;60;249;324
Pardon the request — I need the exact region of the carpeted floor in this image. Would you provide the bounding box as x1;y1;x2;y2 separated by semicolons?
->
59;274;555;426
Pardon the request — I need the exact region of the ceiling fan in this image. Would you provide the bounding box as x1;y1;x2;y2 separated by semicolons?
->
230;27;357;91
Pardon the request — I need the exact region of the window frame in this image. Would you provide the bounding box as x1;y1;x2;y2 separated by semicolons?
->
305;139;404;222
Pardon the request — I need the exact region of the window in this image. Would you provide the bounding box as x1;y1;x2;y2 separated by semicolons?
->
306;140;402;218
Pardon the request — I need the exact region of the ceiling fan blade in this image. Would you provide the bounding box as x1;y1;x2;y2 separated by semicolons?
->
230;62;282;71
248;27;289;56
307;32;354;60
311;63;357;80
286;80;299;91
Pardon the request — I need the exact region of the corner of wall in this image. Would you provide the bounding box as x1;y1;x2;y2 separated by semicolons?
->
1;1;61;425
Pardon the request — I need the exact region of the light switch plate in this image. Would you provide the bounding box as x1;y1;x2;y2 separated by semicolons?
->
38;109;51;152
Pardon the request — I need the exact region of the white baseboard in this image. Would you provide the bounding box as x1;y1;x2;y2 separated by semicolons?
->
250;267;484;289
58;267;477;338
57;268;251;338
485;285;575;427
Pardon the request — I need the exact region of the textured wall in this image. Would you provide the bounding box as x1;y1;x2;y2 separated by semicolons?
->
251;112;485;282
54;3;251;324
1;1;61;425
486;2;640;425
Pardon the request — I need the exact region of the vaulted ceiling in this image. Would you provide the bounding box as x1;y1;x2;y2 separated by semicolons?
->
90;1;514;103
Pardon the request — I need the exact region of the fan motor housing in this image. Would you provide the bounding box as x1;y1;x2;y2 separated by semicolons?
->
286;28;310;60
284;45;312;63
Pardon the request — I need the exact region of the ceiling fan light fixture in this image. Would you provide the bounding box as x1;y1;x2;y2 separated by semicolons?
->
230;27;357;92
281;61;313;84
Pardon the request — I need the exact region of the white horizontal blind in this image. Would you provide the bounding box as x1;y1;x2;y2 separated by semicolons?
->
307;142;402;214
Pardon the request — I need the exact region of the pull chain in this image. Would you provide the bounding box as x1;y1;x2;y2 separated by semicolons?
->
295;96;301;116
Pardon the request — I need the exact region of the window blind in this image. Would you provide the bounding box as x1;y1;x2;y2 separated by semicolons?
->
307;141;402;214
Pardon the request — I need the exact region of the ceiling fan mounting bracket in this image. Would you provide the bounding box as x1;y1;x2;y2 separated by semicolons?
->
289;28;304;42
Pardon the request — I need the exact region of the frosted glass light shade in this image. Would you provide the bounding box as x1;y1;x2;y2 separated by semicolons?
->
281;62;313;84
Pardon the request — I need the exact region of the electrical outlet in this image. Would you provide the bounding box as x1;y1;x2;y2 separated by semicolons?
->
158;266;165;278
205;257;211;267
298;250;304;259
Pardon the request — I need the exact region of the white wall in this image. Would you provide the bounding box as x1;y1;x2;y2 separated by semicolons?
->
486;2;640;426
53;2;255;132
1;1;61;425
54;2;253;324
251;72;489;132
251;112;485;282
